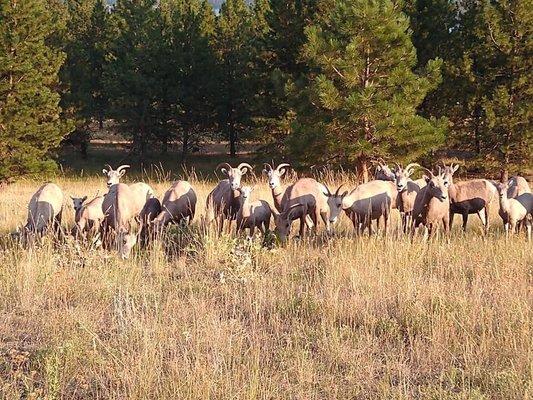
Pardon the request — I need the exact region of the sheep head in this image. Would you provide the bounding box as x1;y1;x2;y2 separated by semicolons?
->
70;195;88;213
321;184;348;223
423;167;449;202
263;162;291;189
441;162;459;186
216;162;253;190
103;164;130;188
272;203;301;242
394;163;421;192
373;159;395;182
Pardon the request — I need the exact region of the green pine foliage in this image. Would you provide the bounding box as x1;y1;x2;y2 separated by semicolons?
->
0;0;73;183
284;0;446;177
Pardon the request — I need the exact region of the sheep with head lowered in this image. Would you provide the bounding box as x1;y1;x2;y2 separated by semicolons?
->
24;183;64;240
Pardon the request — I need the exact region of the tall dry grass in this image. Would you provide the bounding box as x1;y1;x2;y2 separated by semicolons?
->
0;173;531;399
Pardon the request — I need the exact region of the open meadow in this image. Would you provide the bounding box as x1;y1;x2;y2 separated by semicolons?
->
0;166;531;400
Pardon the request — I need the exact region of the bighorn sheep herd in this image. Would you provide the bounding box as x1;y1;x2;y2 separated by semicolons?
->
14;161;532;256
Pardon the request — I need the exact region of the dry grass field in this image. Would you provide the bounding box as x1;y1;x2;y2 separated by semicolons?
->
0;171;531;399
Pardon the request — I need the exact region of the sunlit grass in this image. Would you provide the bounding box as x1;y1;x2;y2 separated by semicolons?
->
0;175;531;399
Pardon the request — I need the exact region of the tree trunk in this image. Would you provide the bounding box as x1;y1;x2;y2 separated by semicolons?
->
181;130;189;164
358;157;369;183
228;127;237;158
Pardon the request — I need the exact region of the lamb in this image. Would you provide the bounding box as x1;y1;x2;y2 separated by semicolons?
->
507;176;531;198
236;186;272;236
443;163;497;234
411;168;450;240
205;162;252;234
101;183;153;258
394;163;424;233
272;178;346;242
102;164;130;188
24;183;64;237
153;180;197;232
70;194;105;239
341;180;396;235
496;181;532;240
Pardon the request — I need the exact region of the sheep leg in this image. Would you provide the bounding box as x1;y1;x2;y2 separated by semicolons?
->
477;209;488;234
461;213;468;232
320;211;330;235
249;225;255;237
449;211;455;231
299;217;306;238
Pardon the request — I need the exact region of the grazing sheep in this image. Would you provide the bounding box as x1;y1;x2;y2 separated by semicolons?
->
139;197;162;246
70;194;105;239
236;186;272;236
205;162;253;234
411;168;450;240
24;183;64;238
394;163;424;233
102;164;130;188
507;176;531;198
272;178;346;242
341;180;395;235
496;182;533;240
154;180;197;232
443;163;497;234
101;183;153;258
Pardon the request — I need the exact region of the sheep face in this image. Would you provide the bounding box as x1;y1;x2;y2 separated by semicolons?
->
376;164;395;181
70;196;87;213
395;170;410;192
442;163;459;187
238;186;253;203
425;174;449;202
322;185;348;223
119;232;137;259
103;165;130;188
496;182;509;199
273;204;300;242
218;163;253;191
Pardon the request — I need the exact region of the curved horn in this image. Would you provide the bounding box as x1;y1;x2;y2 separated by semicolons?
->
216;162;232;172
405;163;420;175
237;163;253;173
104;164;113;171
334;184;345;197
393;162;401;172
263;163;273;172
116;165;130;173
275;163;291;173
420;167;434;178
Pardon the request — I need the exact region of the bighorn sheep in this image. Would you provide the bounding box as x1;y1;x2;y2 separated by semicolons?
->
154;180;197;232
272;178;346;242
341;180;396;235
101;183;154;258
411;168;450;240
205;162;253;233
236;186;272;236
394;163;424;232
496;181;532;240
70;194;105;238
443;163;497;233
24;183;64;237
262;162;314;230
139;197;162;246
374;160;396;182
102;164;130;188
507;176;531;198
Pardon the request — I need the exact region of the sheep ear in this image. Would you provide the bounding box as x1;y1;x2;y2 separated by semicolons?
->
452;164;459;173
221;168;228;175
102;169;108;175
82;196;88;202
262;169;269;175
341;190;348;198
119;169;127;177
70;195;75;201
424;175;431;183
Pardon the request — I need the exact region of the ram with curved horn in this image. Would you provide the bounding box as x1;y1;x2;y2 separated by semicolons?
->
102;164;131;188
205;162;253;234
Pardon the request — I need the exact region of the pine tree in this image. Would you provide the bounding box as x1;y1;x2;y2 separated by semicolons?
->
479;0;531;179
105;0;168;162
213;0;258;157
161;0;217;162
0;0;73;183
61;0;109;158
286;0;446;180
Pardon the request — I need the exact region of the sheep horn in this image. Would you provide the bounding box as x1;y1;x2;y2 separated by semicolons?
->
420;167;434;178
216;162;232;172
116;165;130;173
237;163;253;173
275;163;291;173
263;163;273;172
334;184;345;197
393;162;401;172
405;163;420;175
104;164;113;171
